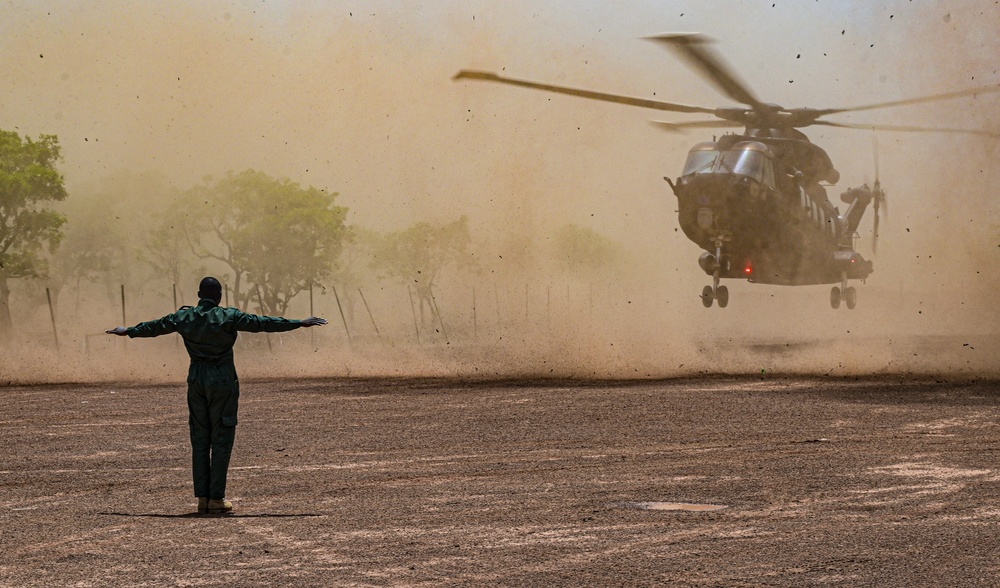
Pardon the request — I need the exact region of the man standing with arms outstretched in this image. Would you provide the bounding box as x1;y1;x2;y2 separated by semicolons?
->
107;277;327;515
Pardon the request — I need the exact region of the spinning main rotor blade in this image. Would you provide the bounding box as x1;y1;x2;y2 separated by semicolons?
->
452;70;715;115
646;33;767;112
651;119;742;132
815;84;1000;117
813;119;1000;138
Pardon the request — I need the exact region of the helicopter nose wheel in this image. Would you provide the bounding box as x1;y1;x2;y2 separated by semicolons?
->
701;284;730;308
701;285;714;307
702;258;729;308
702;244;730;308
717;285;729;307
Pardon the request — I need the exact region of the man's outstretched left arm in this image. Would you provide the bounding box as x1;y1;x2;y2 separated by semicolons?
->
231;311;328;333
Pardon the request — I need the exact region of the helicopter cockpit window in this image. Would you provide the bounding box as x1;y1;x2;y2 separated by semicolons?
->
761;159;775;188
720;148;776;188
682;150;719;175
719;149;767;183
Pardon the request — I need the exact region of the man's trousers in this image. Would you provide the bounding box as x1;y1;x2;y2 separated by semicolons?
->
186;362;240;500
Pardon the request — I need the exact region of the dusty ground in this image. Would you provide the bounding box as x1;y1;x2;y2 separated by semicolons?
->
1;375;998;587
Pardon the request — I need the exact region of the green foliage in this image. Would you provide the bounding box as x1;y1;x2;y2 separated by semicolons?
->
179;170;349;315
143;217;190;290
0;130;67;334
552;224;627;276
50;186;129;287
0;131;67;277
46;170;181;316
331;226;377;289
371;216;473;322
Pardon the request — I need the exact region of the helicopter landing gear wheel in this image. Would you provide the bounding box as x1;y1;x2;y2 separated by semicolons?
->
701;284;729;308
845;286;857;310
701;285;714;308
716;285;729;308
830;286;841;309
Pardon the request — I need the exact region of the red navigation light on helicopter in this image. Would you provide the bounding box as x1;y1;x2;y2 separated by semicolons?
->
744;262;753;275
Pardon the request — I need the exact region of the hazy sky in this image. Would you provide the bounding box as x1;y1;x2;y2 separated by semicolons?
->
4;2;996;223
3;1;1000;380
2;0;998;323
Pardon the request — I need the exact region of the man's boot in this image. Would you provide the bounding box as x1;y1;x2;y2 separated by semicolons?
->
207;498;233;514
198;497;209;514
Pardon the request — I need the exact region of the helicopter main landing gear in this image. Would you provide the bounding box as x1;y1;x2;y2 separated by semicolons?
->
830;271;857;310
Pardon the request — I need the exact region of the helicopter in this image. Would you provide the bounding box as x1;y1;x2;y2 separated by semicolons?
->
453;33;1000;309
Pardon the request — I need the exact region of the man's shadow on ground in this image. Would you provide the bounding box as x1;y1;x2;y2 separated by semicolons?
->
99;512;323;518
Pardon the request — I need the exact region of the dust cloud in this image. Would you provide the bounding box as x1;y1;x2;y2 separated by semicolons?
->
1;1;998;384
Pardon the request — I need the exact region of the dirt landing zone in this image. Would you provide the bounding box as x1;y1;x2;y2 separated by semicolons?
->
2;376;998;586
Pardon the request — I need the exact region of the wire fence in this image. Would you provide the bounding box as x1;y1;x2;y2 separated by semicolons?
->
25;278;641;357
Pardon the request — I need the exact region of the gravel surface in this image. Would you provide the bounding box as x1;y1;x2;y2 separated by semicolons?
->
1;376;998;587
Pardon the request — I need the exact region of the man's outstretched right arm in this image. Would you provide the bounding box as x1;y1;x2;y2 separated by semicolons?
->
106;315;178;338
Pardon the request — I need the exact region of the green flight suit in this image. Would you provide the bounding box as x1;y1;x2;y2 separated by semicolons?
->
127;298;302;500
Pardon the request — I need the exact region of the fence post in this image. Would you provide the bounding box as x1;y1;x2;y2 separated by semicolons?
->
46;287;59;351
172;284;180;347
255;284;273;353
331;284;352;348
429;287;449;344
358;287;381;341
407;285;421;343
309;283;315;347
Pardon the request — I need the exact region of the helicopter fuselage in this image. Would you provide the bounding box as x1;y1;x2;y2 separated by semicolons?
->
669;134;873;287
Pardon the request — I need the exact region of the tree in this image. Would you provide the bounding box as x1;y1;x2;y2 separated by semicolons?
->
48;170;178;314
180;170;349;315
0;130;67;336
47;189;127;314
143;216;191;293
552;224;627;277
325;226;381;324
371;216;473;325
